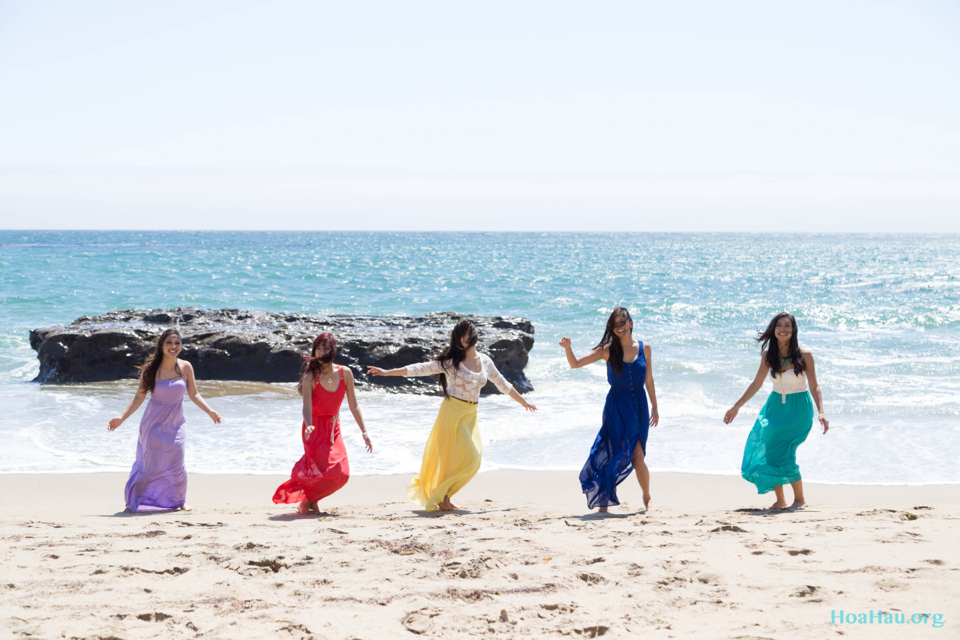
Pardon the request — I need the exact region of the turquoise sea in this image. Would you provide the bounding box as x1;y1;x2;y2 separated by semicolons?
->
1;231;958;485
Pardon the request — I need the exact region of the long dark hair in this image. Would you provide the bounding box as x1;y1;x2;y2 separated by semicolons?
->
433;318;478;396
298;332;337;395
757;312;805;379
595;307;632;375
138;328;182;393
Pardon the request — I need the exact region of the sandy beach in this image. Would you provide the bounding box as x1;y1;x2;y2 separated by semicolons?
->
1;470;956;639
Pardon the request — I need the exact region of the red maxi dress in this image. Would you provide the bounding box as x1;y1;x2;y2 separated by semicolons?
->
273;367;350;504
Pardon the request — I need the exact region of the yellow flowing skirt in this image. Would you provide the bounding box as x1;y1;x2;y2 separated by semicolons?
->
407;397;481;511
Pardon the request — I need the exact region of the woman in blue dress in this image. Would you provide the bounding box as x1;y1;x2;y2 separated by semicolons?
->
723;312;829;510
561;307;660;512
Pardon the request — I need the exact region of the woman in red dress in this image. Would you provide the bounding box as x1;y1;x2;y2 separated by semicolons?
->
273;333;372;514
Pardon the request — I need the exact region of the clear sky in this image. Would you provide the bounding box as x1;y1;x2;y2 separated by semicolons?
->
1;0;959;231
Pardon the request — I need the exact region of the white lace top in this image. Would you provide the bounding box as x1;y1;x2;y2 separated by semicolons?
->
773;369;808;403
405;353;514;402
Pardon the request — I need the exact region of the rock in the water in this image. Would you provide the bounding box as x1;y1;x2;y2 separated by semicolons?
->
29;308;535;394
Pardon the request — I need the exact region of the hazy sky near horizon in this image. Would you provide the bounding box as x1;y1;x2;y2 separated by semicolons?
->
1;1;959;231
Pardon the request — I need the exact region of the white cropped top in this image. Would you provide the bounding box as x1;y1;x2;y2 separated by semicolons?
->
773;369;808;403
405;353;514;402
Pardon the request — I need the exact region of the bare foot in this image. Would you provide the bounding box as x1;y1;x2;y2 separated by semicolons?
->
788;500;807;510
643;494;655;511
438;496;461;511
123;508;133;513
597;506;609;513
179;504;193;512
297;500;318;514
763;501;788;510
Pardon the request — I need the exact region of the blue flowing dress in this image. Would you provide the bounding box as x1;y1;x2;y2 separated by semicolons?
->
580;344;650;509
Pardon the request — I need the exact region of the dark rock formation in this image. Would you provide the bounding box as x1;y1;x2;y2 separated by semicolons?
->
29;308;535;395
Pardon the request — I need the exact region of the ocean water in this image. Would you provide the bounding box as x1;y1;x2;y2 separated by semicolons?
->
1;231;958;486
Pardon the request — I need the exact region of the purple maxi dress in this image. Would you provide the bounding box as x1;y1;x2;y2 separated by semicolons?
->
124;378;189;511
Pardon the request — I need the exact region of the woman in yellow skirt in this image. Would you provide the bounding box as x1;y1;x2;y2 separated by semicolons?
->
368;319;537;511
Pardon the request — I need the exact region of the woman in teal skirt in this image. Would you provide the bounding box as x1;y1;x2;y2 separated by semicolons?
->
723;313;829;510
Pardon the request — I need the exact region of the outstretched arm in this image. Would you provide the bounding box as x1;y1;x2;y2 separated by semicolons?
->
507;388;537;412
559;337;606;368
368;360;441;378
644;343;659;427
343;368;373;451
484;357;537;412
723;352;771;424
107;381;148;430
804;351;829;434
183;361;222;424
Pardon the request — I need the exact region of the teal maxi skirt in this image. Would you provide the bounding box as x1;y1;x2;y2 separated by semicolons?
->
741;391;815;494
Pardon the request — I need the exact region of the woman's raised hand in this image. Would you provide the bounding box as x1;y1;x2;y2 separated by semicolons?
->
559;337;572;349
367;366;386;377
107;418;123;431
723;407;739;424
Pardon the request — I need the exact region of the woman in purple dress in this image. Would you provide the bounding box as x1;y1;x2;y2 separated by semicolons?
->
108;329;221;512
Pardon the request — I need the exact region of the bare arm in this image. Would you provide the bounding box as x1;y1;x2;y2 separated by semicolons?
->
367;366;407;376
301;372;315;440
480;355;537;412
182;361;222;424
343;368;373;451
368;360;443;377
507;388;537;412
559;337;606;368
107;381;148;430
644;343;659;427
723;352;771;424
803;350;829;434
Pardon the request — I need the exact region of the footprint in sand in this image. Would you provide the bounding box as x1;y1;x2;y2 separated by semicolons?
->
440;558;490;579
277;623;316;639
402;610;436;635
246;558;289;574
876;578;910;592
137;612;173;622
789;585;818;598
923;559;945;565
855;509;897;517
540;602;577;614
574;624;610;638
121;565;190;575
787;549;813;556
577;572;606;586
